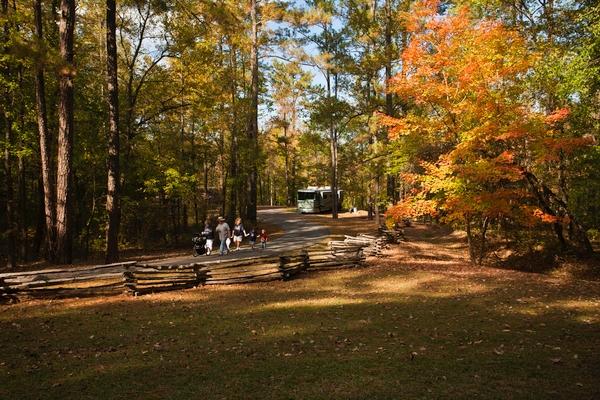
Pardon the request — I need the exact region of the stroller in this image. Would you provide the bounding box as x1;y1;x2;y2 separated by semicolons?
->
192;233;208;256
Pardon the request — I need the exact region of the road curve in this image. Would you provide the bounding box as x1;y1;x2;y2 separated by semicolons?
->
148;207;330;266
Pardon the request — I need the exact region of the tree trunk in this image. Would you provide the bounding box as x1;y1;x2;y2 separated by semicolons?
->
203;148;209;221
121;3;150;178
16;61;27;262
290;153;297;206
368;176;373;221
225;45;238;224
175;198;181;241
269;170;273;206
478;216;490;265
105;0;121;263
557;150;576;240
465;216;476;263
170;201;177;243
246;0;259;224
374;174;380;226
283;120;292;206
522;168;593;254
384;0;396;204
33;174;45;258
330;127;339;217
326;66;339;219
182;203;188;231
17;134;26;262
55;0;75;264
2;0;16;268
3;114;16;269
220;165;226;216
34;0;56;261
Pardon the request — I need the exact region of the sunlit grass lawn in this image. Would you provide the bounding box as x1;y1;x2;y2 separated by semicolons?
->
2;253;599;400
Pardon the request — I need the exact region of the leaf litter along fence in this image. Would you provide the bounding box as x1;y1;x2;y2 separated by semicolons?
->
1;234;392;301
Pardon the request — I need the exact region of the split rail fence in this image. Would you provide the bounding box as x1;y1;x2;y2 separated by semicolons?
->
1;234;392;301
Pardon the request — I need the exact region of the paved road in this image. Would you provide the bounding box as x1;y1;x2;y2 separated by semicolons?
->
148;208;330;266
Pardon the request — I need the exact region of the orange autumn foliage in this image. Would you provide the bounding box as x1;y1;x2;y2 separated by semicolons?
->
544;108;570;125
387;197;438;220
382;0;591;228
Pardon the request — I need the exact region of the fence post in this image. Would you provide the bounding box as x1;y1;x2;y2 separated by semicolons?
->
301;250;309;271
123;263;137;295
279;255;291;280
0;277;7;298
194;263;207;287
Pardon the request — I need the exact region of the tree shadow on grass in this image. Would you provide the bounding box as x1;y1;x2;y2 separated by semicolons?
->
488;248;600;279
492;250;560;273
2;263;600;400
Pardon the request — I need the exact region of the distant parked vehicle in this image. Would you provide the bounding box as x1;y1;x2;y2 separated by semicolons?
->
297;186;343;213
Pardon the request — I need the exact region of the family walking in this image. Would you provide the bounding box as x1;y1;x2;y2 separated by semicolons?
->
199;217;268;256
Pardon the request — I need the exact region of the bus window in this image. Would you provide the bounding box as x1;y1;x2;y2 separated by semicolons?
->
298;192;315;200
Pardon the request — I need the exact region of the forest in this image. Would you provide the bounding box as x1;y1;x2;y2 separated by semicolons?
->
1;0;599;267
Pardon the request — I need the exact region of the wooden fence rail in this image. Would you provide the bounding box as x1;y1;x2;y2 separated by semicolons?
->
123;263;207;296
0;263;136;300
1;233;395;301
329;233;389;257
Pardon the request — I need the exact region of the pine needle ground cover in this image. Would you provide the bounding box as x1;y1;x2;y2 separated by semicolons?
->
2;225;599;400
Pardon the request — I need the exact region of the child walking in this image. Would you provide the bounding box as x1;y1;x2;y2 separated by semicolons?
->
259;228;268;249
247;228;258;250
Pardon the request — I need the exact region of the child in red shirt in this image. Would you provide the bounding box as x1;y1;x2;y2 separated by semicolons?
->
259;229;268;249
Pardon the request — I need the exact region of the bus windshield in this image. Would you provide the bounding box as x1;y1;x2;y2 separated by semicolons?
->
298;191;315;200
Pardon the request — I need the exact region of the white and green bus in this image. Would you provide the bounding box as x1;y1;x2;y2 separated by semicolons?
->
297;187;343;213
